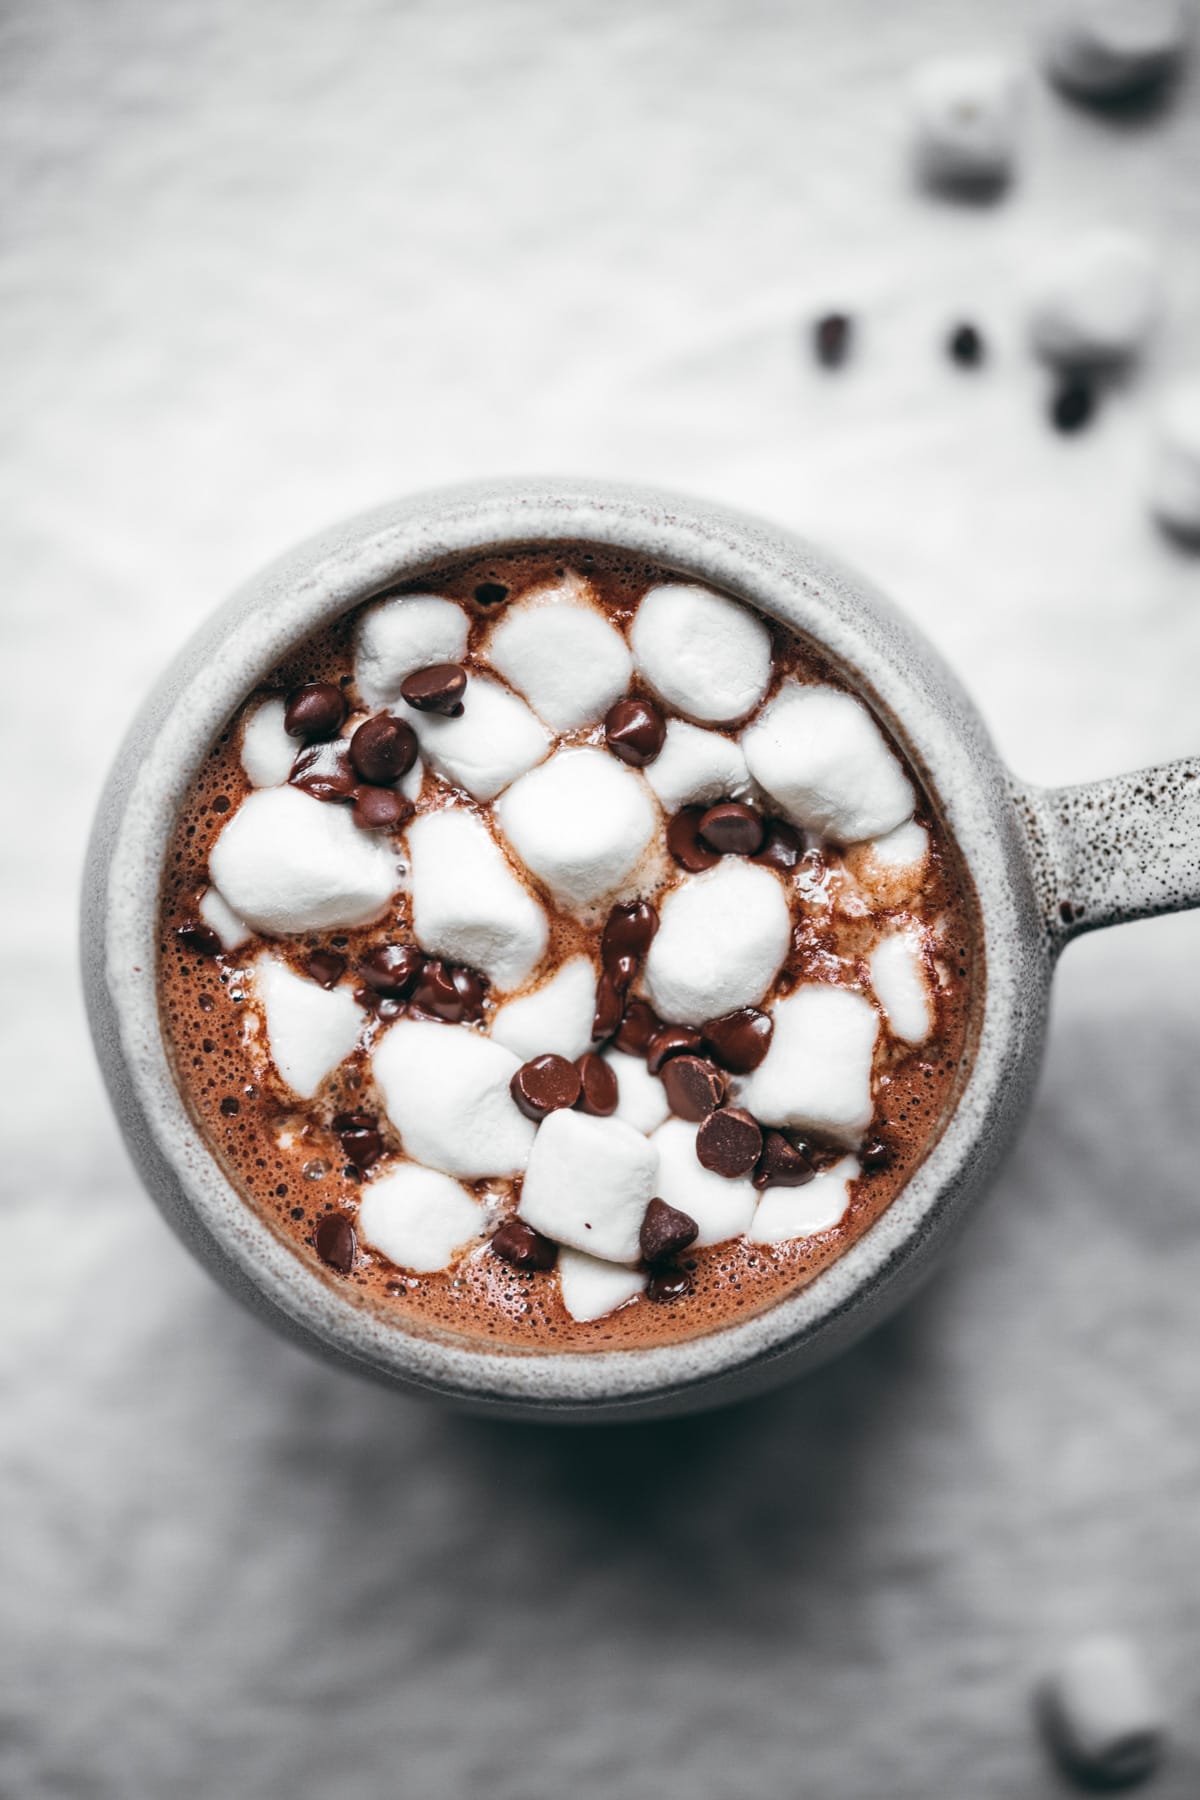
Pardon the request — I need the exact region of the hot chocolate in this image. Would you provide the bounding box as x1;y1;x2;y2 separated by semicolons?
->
157;545;981;1349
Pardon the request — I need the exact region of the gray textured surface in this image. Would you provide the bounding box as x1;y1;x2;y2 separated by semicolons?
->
4;2;1200;1795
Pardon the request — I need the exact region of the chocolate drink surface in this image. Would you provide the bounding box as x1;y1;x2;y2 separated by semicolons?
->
158;545;982;1350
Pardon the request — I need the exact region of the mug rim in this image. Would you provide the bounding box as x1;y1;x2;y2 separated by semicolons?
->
91;478;1047;1412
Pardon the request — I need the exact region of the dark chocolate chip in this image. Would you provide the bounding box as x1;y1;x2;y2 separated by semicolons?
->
491;1217;557;1271
314;1213;356;1275
860;1138;892;1173
1051;376;1095;434
177;922;222;958
604;696;666;767
645;1025;704;1075
696;1106;762;1178
284;682;346;741
336;1122;384;1170
661;1054;726;1121
349;712;418;784
473;582;509;607
640;1196;699;1263
753;1130;815;1190
510;1053;582;1121
948;322;985;367
814;312;852;368
411;959;470;1022
306;949;346;989
698;801;764;856
574;1051;618;1116
332;1111;376;1132
399;662;467;716
592;971;626;1041
701;1007;773;1074
601;901;658;977
667;807;720;872
352;787;414;831
613;998;661;1057
647;1265;692;1304
290;739;359;803
360;944;424;997
449;966;486;1022
753;818;804;872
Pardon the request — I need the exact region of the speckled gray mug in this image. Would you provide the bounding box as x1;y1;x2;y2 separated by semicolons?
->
81;479;1200;1423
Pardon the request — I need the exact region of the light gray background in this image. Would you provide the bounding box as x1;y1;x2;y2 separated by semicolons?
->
4;2;1199;1795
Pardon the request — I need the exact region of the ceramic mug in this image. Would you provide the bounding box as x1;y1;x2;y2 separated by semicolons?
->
82;479;1200;1423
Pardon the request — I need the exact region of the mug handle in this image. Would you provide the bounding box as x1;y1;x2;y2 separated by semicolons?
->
1018;759;1200;949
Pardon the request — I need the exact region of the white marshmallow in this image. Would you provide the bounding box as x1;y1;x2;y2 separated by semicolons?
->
603;1048;670;1135
407;808;547;992
750;1155;859;1244
864;819;929;872
651;1117;757;1247
486;576;632;730
1039;1634;1165;1788
1149;377;1200;539
495;747;657;910
398;754;424;804
373;1019;535;1179
198;884;250;952
737;985;879;1143
1044;0;1189;99
240;697;296;787
355;594;470;708
910;56;1023;187
630;584;771;724
357;1164;486;1274
409;675;549;802
742;682;914;845
643;719;751;814
643;861;791;1026
870;928;933;1045
491;955;597;1061
209;785;398;934
518;1109;658;1264
1030;231;1161;367
253;955;364;1099
558;1248;647;1323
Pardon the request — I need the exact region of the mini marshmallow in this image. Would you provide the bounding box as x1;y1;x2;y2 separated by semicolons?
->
737;985;879;1143
603;1048;670;1135
643;719;752;814
373;1019;535;1179
407;807;547;992
643;861;791;1026
486;576;632;730
910;55;1023;187
254;955;363;1099
870;928;933;1045
558;1248;647;1323
518;1109;658;1264
1044;0;1189;99
409;675;549;802
630;584;771;724
198;884;250;952
1149;377;1200;539
240;697;296;787
491;955;597;1062
750;1155;859;1244
210;785;398;934
863;818;930;872
742;682;914;845
1038;1634;1165;1788
847;819;931;907
355;594;470;708
1030;231;1161;367
357;1163;486;1274
651;1117;757;1247
495;747;657;910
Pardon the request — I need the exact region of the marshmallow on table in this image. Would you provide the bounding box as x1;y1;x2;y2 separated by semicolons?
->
355;594;470;708
643;720;751;814
737;985;879;1143
407;807;547;992
743;682;914;845
485;575;632;730
603;1048;670;1135
357;1163;486;1274
373;1019;535;1179
1038;1634;1165;1788
409;675;549;802
910;56;1023;187
1043;0;1190;99
240;697;296;787
209;785;398;934
254;955;364;1099
1149;377;1200;539
870;928;933;1045
630;584;771;724
518;1109;658;1264
750;1156;859;1244
491;955;597;1061
198;885;250;952
643;860;791;1026
1029;230;1161;367
651;1117;757;1246
495;747;657;911
558;1248;647;1323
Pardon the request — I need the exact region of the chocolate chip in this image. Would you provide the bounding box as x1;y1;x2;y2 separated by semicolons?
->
667;807;720;872
332;1111;376;1132
399;662;467;716
601;901;658;977
701;1007;773;1074
490;1217;556;1271
753;1130;815;1190
473;582;509;607
592;971;626;1041
449;966;486;1022
510;1053;582;1121
753;818;804;872
661;1054;726;1121
411;958;486;1024
696;1106;762;1178
604;697;666;767
574;1051;618;1116
314;1212;356;1275
306;949;346;989
349;713;418;784
353;786;414;831
647;1265;692;1304
613;998;661;1057
360;944;424;997
177;923;222;958
948;322;985;367
284;682;346;741
698;801;764;856
860;1138;892;1173
1051;376;1095;434
640;1196;699;1263
814;312;852;368
290;739;359;803
646;1025;704;1075
336;1119;384;1170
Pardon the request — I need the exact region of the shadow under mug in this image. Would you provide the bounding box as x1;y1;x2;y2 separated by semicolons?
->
81;479;1200;1423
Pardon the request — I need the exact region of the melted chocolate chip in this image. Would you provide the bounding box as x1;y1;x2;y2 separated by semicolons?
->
698;801;764;856
592;971;626;1041
661;1054;726;1121
646;1025;704;1075
601;901;658;976
411;959;486;1024
860;1138;892;1173
360;944;424;997
352;787;414;831
335;1115;384;1170
574;1051;619;1116
604;697;666;767
647;1265;692;1304
814;311;852;368
640;1196;699;1263
510;1053;583;1121
753;818;803;872
667;807;720;872
701;1007;773;1074
177;923;222;958
613;998;661;1057
399;663;467;716
753;1130;815;1190
491;1217;556;1270
314;1213;356;1275
284;682;346;741
696;1106;762;1178
349;713;418;784
473;582;509;607
290;740;359;803
306;949;346;989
